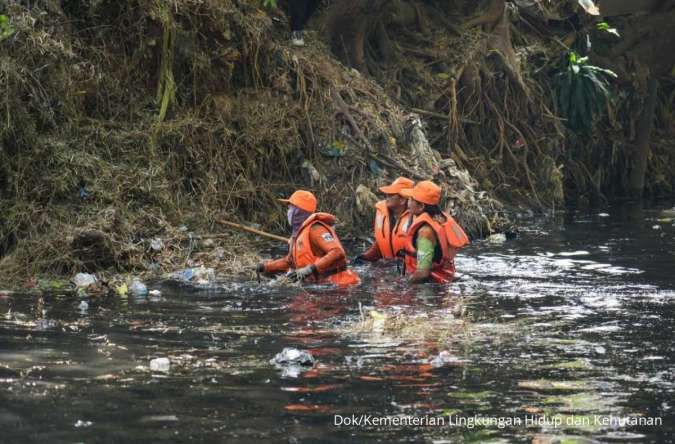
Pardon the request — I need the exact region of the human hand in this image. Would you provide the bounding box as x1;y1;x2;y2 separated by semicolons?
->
288;264;316;282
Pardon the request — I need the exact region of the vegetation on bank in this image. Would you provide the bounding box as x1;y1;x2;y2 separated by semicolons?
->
0;0;672;288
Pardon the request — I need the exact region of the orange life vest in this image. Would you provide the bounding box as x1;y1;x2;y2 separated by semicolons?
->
404;212;469;283
374;201;413;259
290;212;360;287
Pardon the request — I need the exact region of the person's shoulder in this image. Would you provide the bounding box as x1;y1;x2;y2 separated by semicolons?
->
310;223;336;242
310;222;328;232
417;224;437;241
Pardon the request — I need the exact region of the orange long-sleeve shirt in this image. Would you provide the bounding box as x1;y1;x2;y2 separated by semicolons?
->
360;241;383;261
263;223;346;274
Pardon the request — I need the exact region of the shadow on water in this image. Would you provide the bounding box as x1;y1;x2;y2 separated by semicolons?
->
1;203;674;443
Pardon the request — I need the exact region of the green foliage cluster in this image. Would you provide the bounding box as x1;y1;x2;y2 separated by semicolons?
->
555;52;617;133
0;15;14;41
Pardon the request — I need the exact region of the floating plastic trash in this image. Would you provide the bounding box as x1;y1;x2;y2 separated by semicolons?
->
429;350;467;367
129;280;148;296
78;300;89;312
271;347;315;378
168;266;215;285
150;357;170;373
72;273;97;288
272;348;314;366
487;233;507;244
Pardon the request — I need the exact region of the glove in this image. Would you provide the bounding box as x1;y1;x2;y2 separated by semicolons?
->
351;255;365;265
287;264;316;282
255;263;265;273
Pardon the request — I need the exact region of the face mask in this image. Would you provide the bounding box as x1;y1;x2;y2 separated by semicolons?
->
287;206;296;226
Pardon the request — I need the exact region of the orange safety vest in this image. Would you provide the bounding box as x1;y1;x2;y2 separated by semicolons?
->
290;212;360;287
374;201;413;259
404;212;469;284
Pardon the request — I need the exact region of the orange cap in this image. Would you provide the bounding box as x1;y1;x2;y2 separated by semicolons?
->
278;190;317;213
400;180;441;205
378;177;414;196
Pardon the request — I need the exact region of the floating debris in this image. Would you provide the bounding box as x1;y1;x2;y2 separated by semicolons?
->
487;233;507;244
129;280;148;296
168;266;215;285
272;348;314;366
77;300;89;313
115;283;128;297
72;273;97;289
149;357;171;373
429;350;467;368
271;348;315;378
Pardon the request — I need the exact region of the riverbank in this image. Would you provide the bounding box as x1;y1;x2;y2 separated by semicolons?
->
1;1;673;289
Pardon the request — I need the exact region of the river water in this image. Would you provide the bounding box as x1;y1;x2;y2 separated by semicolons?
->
1;204;674;443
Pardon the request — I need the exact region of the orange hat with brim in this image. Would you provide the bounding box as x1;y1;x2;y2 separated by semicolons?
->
378;176;414;196
399;180;441;205
279;190;317;213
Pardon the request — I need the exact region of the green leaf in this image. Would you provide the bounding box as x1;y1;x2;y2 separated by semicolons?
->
0;14;14;42
262;0;277;8
596;21;620;37
556;49;616;132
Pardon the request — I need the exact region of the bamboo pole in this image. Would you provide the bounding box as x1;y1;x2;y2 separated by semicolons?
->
217;219;288;243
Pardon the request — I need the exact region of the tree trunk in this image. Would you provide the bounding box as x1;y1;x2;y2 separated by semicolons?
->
629;76;658;198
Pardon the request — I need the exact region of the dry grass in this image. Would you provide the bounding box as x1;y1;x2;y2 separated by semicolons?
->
0;0;507;288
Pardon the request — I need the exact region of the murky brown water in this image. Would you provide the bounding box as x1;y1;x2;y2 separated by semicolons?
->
1;204;674;443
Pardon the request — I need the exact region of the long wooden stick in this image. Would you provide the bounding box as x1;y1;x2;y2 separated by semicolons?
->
217;219;288;243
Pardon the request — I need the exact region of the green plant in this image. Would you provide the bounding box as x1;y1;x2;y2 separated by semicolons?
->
555;52;617;133
595;21;620;37
262;0;277;8
0;15;15;42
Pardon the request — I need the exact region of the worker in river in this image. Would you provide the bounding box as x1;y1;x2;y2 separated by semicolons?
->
353;177;414;264
256;190;360;286
399;181;470;284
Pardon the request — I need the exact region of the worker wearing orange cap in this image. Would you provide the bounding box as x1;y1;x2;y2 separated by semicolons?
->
256;190;360;287
400;181;470;284
354;177;415;263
